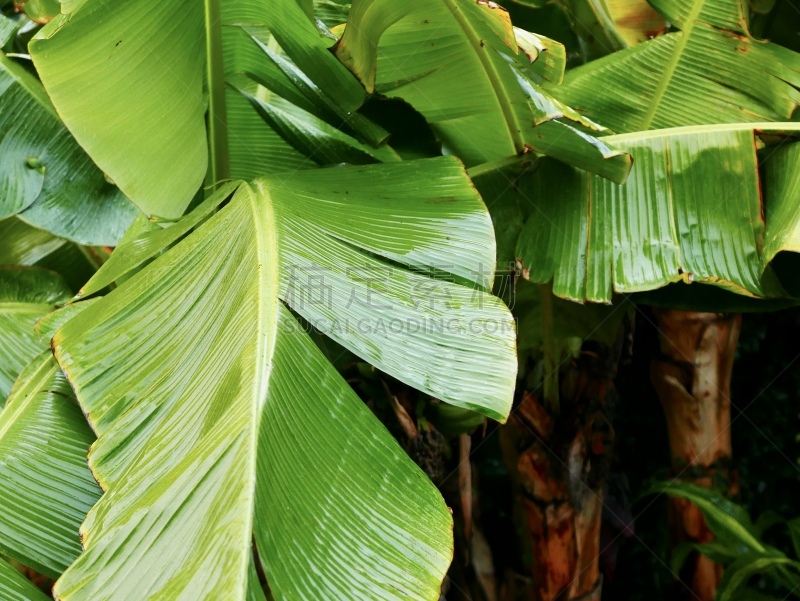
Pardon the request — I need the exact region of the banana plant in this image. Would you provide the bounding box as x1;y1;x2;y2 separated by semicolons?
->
0;0;638;598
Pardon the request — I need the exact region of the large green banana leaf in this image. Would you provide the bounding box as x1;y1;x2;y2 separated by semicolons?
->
51;158;516;600
555;0;800;132
0;557;49;601
28;0;371;218
334;0;632;182
0;267;70;403
0;52;135;244
506;0;800;307
515;123;800;302
0;352;100;579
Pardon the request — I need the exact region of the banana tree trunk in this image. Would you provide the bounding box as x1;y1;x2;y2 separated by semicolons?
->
500;340;620;601
650;309;741;601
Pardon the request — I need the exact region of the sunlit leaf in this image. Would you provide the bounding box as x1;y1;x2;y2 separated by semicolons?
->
556;0;800;132
334;0;632;182
52;158;516;600
516;124;800;302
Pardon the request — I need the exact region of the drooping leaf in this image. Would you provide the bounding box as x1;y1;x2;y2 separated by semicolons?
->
0;54;136;244
229;22;388;158
234;81;401;165
0;557;50;601
0;352;100;579
647;481;763;552
556;0;800;132
716;554;800;601
515;124;800;302
0;267;71;403
334;0;632;182
52;158;516;600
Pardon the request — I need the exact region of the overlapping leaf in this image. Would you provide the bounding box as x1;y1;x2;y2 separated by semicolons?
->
0;352;100;578
515;124;800;302
334;0;632;182
28;0;376;217
52;158;516;600
558;0;667;58
0;53;135;244
556;0;800;132
0;558;49;601
0;267;70;403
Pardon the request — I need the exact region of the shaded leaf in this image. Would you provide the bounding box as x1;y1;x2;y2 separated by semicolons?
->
559;0;666;58
717;554;800;601
0;557;50;601
0;267;70;403
234;80;401;165
0;352;100;579
647;481;763;552
0;55;135;244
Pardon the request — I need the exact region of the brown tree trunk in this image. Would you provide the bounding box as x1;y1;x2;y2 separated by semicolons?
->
499;340;620;601
650;309;741;601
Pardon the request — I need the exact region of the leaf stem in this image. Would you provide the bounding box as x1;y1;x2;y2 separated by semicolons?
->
439;0;524;153
540;281;559;414
204;0;230;189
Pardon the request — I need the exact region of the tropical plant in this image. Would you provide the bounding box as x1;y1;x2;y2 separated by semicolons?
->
651;481;800;600
1;0;800;599
0;0;624;598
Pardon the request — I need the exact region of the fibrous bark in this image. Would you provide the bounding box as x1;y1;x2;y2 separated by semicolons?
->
500;339;622;601
650;309;741;601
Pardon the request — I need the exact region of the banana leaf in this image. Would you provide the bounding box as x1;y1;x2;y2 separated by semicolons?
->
515;123;800;302
0;53;135;244
0;557;49;601
0;352;100;578
50;158;516;600
555;0;800;132
28;0;370;218
334;0;632;182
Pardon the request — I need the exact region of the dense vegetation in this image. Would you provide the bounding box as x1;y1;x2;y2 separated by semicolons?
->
1;0;799;599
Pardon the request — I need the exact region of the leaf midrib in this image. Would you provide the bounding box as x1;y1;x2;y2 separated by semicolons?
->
638;0;706;130
440;0;524;152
